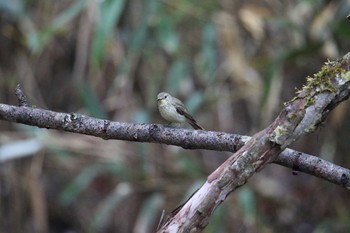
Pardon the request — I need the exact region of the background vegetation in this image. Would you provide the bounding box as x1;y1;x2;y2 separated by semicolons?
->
1;0;350;232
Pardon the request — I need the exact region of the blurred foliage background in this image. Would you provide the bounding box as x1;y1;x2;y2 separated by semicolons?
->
1;0;350;232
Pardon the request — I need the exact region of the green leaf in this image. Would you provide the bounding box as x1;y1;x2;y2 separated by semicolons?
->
77;83;107;119
32;0;89;52
166;60;188;93
156;13;179;54
0;0;24;17
133;109;150;124
91;183;132;230
197;22;217;82
133;193;164;231
186;91;203;112
238;187;257;223
59;164;129;204
91;0;126;66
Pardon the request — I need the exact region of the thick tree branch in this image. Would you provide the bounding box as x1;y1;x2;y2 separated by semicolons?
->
0;103;349;188
157;53;350;232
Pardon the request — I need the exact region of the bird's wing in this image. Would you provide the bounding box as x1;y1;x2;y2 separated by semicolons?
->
175;106;204;130
176;106;194;121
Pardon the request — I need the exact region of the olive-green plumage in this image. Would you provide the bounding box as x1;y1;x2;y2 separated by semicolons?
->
157;92;204;130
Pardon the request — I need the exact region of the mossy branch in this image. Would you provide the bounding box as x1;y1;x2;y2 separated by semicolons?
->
158;53;350;232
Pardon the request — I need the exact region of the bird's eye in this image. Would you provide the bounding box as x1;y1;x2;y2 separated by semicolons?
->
164;95;167;98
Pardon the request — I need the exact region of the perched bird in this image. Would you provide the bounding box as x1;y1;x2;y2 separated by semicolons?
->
157;92;204;130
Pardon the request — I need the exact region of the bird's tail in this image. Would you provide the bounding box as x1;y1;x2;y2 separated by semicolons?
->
188;119;204;130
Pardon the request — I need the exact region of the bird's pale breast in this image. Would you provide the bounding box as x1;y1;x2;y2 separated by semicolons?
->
158;101;186;123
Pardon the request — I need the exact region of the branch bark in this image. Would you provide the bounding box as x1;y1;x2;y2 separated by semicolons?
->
157;53;350;232
0;103;349;188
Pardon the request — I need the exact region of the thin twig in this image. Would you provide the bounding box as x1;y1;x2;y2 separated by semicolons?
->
15;84;29;107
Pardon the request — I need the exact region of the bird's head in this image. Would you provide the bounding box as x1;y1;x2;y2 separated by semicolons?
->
157;92;170;105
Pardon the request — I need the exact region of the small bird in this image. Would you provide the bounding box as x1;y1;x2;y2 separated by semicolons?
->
157;92;204;130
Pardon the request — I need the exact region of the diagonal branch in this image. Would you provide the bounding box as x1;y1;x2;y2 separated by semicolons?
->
157;53;350;232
